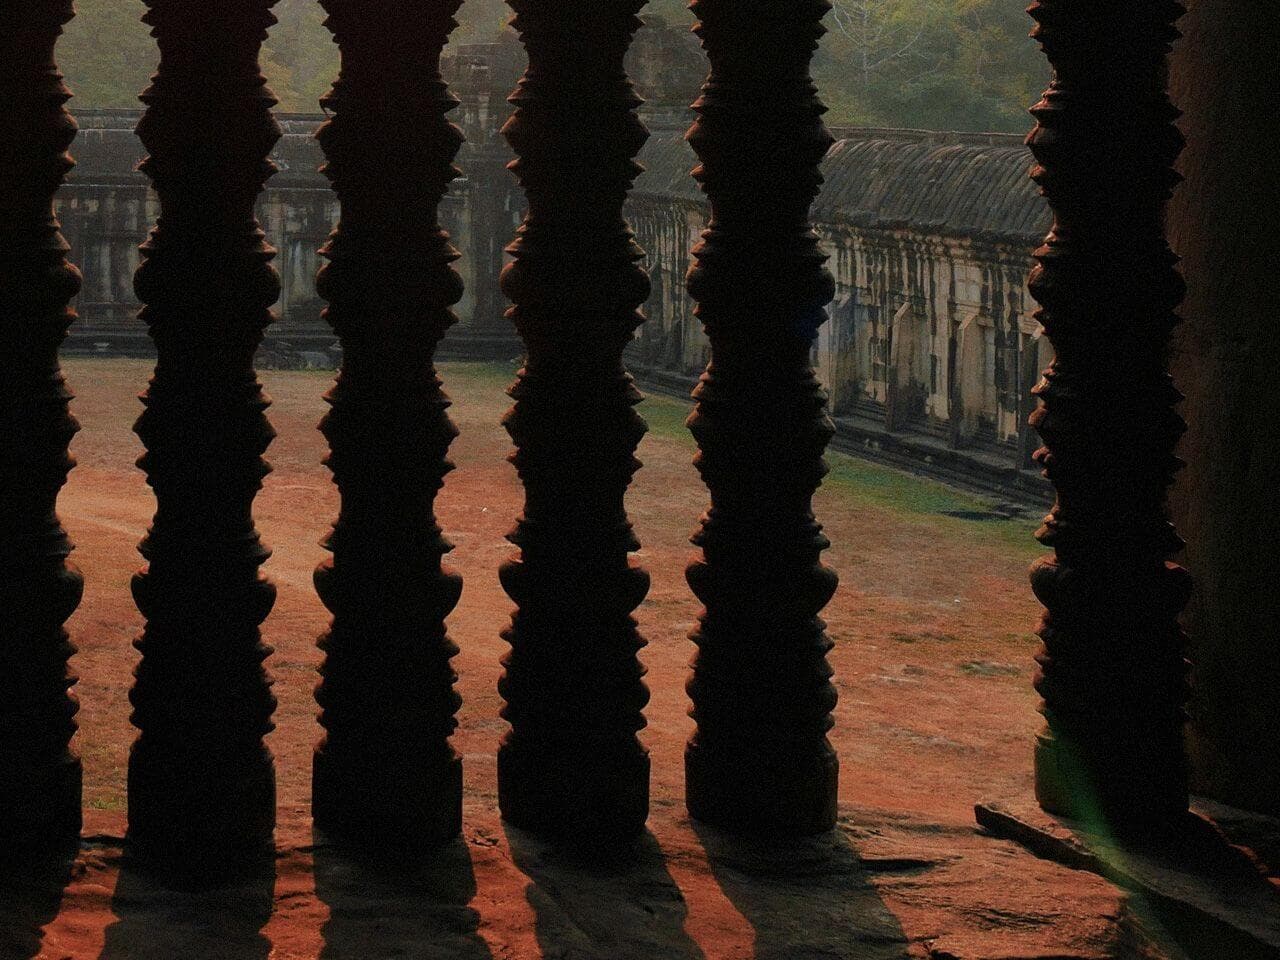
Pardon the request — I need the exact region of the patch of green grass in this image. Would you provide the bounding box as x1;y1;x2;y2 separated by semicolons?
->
439;360;519;388
825;455;1044;557
637;390;695;438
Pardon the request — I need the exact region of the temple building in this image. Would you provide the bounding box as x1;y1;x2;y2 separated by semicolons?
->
1;0;1276;953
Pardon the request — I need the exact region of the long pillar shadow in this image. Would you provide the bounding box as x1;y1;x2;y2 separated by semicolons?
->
0;841;77;960
693;822;912;960
504;825;706;960
313;834;492;960
97;863;274;960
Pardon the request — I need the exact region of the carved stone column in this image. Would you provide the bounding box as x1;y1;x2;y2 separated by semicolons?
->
0;0;84;847
311;0;467;850
497;0;653;838
127;0;281;879
1026;0;1191;827
683;0;840;837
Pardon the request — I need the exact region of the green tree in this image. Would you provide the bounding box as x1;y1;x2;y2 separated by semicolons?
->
645;0;694;25
59;0;515;112
57;0;1046;133
59;0;154;109
261;0;336;112
818;0;1047;131
451;0;511;43
829;0;937;92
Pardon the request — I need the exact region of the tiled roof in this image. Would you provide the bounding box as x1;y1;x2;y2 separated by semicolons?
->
634;127;1050;244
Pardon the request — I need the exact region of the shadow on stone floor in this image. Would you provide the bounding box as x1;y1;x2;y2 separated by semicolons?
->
97;860;274;960
0;842;77;960
505;825;706;960
313;835;492;960
693;822;912;960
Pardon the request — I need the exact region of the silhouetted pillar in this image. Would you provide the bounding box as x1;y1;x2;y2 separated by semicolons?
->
683;0;840;836
311;0;466;850
497;0;653;838
1026;0;1191;826
127;0;281;879
0;0;84;848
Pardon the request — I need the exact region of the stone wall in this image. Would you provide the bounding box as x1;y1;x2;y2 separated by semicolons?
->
1166;0;1280;817
627;125;1051;500
59;110;503;366
54;43;1052;503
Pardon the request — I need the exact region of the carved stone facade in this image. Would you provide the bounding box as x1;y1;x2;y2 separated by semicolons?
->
60;109;515;364
630;126;1052;501
57;103;1051;502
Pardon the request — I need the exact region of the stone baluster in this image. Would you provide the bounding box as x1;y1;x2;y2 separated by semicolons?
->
683;0;840;836
0;0;84;848
127;0;282;879
311;0;467;849
497;0;653;838
1025;0;1191;826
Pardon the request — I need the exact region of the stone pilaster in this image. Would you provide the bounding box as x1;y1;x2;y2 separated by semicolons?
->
497;0;653;839
0;0;84;848
683;0;840;836
127;0;282;879
1025;0;1191;827
311;0;467;850
463;137;522;359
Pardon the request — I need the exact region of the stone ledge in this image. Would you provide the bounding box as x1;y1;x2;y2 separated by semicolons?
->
975;798;1280;960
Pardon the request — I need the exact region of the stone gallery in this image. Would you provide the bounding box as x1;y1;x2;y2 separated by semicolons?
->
56;26;1052;501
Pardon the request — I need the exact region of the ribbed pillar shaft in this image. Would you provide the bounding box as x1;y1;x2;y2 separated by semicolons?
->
1026;0;1191;828
682;0;840;837
497;0;653;839
311;0;466;850
127;0;281;880
0;0;84;848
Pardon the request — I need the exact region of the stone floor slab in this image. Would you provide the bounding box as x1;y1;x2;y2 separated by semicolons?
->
975;798;1280;960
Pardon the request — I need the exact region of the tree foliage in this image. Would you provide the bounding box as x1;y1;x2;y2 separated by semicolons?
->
58;0;1046;132
642;0;1045;132
58;0;503;114
820;0;1047;131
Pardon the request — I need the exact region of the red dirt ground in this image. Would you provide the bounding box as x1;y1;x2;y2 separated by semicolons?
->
12;358;1128;960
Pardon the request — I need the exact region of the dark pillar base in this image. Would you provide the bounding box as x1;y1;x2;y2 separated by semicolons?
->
0;755;82;851
498;739;649;841
126;744;275;883
1034;729;1189;835
312;749;462;852
686;738;838;838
